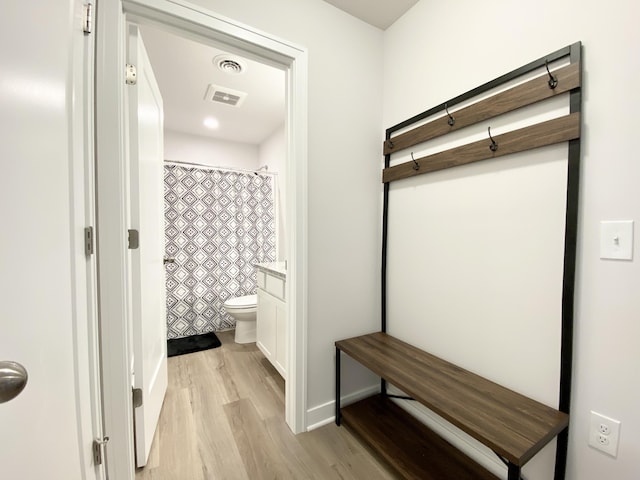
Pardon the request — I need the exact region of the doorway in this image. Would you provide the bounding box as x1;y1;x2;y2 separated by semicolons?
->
95;1;308;478
138;23;285;340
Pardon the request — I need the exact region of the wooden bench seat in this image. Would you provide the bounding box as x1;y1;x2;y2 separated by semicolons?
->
335;332;569;479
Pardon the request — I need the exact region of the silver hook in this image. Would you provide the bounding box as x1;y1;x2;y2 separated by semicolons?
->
444;103;455;127
545;60;558;89
411;152;420;170
488;127;498;152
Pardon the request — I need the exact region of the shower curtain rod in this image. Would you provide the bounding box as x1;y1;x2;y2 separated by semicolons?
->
164;159;277;176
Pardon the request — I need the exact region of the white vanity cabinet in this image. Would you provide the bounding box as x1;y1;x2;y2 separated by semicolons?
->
256;263;287;378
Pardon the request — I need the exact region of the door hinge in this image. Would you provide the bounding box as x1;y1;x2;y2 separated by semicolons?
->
92;436;109;465
132;387;143;408
126;64;137;85
128;229;139;249
83;3;93;34
84;226;94;256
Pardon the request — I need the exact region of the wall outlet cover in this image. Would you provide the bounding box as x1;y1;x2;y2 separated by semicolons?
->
589;411;621;457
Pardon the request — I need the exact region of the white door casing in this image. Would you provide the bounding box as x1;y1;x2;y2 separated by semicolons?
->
0;0;103;479
95;2;137;477
97;1;308;477
127;24;168;468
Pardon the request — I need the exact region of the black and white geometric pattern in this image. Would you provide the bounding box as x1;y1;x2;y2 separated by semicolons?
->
164;165;276;339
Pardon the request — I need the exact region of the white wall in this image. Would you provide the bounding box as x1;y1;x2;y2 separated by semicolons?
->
384;1;640;479
164;129;259;169
259;124;287;260
189;0;385;413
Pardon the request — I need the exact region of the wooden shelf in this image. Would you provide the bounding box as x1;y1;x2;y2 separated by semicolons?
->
336;332;569;467
342;394;499;480
382;113;580;183
383;62;580;155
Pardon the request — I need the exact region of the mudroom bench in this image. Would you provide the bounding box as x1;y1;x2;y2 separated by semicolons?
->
335;332;569;480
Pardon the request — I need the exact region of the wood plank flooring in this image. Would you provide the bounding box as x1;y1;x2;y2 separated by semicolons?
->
136;330;398;480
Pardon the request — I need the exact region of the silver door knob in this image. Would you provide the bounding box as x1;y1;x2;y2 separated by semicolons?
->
0;361;28;404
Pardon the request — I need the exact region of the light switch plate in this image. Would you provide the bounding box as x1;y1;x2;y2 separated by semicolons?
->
600;220;634;260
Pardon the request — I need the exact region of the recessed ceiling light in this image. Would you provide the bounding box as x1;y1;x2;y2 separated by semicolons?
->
213;54;247;75
203;117;219;129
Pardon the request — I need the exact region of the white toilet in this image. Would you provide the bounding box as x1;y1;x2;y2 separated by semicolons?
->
223;294;257;344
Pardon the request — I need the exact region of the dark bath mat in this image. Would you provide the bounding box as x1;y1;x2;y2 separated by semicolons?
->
167;332;221;357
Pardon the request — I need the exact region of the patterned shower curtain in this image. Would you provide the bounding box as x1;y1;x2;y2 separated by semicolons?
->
164;164;276;339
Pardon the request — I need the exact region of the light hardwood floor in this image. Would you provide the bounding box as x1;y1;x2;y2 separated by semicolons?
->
135;330;398;480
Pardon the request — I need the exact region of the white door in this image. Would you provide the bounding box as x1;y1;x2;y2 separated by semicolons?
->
127;24;168;468
0;0;103;479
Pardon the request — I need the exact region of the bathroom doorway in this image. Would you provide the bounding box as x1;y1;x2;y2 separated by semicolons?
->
95;2;308;478
136;23;285;340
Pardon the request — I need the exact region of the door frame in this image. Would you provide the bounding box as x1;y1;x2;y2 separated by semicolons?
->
95;1;308;477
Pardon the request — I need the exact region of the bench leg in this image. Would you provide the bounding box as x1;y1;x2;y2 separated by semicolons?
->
508;463;521;480
335;346;341;426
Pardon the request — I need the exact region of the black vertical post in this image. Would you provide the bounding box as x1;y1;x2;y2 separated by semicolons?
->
335;346;341;426
381;136;391;397
508;463;521;480
555;41;582;480
555;428;569;480
381;142;391;334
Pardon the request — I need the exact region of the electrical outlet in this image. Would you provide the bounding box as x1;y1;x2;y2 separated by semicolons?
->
589;411;621;457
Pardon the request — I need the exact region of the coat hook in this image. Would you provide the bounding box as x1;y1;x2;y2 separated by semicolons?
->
411;152;420;170
545;60;558;89
388;139;395;149
488;127;498;152
444;103;455;126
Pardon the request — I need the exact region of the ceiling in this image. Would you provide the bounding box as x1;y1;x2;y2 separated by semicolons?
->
138;1;417;146
139;24;285;146
322;0;419;30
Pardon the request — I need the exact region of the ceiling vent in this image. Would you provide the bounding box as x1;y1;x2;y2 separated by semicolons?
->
204;84;248;108
213;54;247;75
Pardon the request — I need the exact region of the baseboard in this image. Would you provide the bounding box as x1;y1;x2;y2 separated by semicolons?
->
305;384;380;431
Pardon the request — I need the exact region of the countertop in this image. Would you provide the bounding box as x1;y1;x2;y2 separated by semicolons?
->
255;261;287;279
